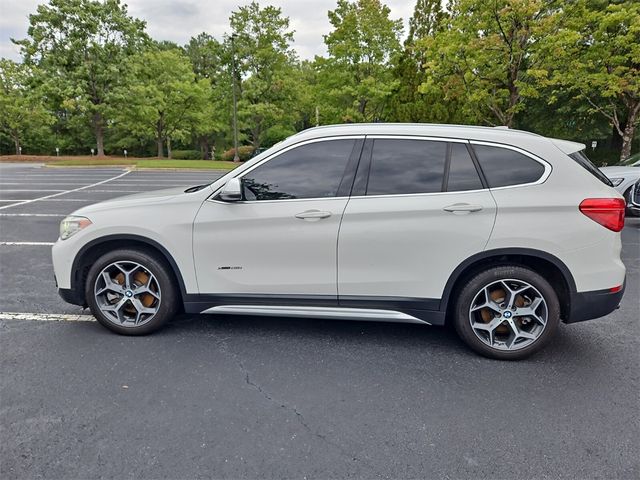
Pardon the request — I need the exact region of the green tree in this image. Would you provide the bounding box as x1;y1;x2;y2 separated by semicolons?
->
0;59;54;154
539;0;640;161
228;1;299;148
389;0;447;122
317;0;403;123
112;49;210;158
185;33;231;158
14;0;148;156
419;0;554;127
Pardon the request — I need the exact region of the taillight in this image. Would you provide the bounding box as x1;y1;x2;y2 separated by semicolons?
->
579;198;625;232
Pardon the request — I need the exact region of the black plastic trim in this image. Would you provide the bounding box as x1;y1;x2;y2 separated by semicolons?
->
184;293;446;325
68;234;189;306
439;248;578;311
58;287;85;307
567;283;625;323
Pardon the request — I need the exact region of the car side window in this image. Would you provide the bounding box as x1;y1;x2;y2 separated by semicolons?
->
366;139;447;195
446;143;484;191
242;139;356;201
472;144;545;188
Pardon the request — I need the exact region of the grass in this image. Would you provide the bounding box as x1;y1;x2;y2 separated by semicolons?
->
0;155;239;170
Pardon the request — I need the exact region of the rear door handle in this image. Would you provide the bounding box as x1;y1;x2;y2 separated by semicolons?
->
443;203;484;213
295;210;332;220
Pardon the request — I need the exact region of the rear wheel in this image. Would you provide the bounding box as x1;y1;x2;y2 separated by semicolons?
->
453;266;560;360
85;249;179;335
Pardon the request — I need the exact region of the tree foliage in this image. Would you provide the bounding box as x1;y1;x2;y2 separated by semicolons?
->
1;0;638;162
14;0;148;155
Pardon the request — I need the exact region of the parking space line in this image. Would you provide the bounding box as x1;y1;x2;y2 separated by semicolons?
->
0;189;67;192
0;312;95;322
0;170;131;211
0;241;55;245
0;213;65;217
0;198;93;202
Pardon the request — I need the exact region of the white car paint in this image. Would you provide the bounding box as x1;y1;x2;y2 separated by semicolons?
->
52;123;626;328
600;162;640;199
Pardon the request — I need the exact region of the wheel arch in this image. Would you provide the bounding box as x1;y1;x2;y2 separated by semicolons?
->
70;234;188;307
441;248;576;322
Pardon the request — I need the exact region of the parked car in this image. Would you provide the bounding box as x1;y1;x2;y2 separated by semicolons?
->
629;180;640;216
600;153;640;216
53;124;626;360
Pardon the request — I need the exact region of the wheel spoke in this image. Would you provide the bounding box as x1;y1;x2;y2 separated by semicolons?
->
96;272;125;295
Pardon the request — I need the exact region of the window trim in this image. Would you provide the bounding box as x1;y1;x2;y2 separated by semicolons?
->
469;140;552;190
208;135;365;204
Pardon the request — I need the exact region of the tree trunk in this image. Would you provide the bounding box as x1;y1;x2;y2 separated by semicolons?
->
12;135;20;155
166;137;172;159
620;101;639;162
93;112;105;157
156;138;164;158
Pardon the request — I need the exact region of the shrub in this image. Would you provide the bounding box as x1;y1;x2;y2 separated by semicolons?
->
171;149;202;160
221;145;255;161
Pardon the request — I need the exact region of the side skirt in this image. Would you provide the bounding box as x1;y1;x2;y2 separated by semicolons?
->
183;294;446;326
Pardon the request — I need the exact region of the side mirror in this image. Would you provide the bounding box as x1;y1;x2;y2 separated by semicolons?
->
219;177;242;202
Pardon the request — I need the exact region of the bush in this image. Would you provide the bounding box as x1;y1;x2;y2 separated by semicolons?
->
171;149;202;160
221;145;255;162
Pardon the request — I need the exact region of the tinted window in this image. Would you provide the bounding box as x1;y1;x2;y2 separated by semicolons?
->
569;150;613;186
242;139;355;200
366;139;446;195
473;144;545;188
446;143;484;191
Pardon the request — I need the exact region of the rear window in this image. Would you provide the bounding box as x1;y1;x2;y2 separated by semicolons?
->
569;150;613;187
472;144;545;188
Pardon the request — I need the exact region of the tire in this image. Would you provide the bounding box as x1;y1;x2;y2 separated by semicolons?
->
453;265;560;360
623;187;638;217
85;248;179;335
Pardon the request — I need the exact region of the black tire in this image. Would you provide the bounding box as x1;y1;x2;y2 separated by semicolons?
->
623;187;638;217
453;265;560;360
85;248;179;335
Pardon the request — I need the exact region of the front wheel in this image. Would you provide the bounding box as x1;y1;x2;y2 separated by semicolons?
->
453;266;560;360
85;249;179;335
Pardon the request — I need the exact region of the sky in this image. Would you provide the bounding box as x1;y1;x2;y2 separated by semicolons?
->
0;0;415;61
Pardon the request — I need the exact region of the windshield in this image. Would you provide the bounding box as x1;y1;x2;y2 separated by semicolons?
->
569;150;613;187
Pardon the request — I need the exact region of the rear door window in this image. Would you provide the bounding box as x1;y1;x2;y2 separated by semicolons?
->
472;144;545;188
365;139;447;195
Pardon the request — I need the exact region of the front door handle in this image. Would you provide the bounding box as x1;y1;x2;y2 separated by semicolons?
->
295;210;332;221
443;203;484;213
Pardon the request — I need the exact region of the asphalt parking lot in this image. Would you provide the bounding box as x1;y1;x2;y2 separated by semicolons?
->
1;162;639;479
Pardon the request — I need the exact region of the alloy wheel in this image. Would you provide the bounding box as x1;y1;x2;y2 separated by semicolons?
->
468;278;548;351
94;261;161;327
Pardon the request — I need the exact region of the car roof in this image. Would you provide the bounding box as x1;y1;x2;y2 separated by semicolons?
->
285;123;585;153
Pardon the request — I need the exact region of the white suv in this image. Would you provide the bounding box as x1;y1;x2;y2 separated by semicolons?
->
52;124;626;360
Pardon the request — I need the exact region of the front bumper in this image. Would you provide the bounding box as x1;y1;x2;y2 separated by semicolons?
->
58;288;86;307
566;283;625;323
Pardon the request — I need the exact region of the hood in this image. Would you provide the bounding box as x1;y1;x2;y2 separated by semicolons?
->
73;185;212;214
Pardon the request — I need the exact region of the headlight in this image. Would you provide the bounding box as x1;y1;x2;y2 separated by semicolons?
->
610;177;624;186
59;216;92;240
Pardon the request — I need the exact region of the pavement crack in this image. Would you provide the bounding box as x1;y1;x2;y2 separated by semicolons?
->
215;338;374;470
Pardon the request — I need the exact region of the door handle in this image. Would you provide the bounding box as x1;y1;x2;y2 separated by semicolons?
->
295;210;332;220
443;203;484;213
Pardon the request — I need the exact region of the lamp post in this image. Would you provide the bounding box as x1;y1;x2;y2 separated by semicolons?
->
231;34;240;163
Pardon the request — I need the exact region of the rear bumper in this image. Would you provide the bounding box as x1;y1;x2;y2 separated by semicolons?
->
566;283;625;323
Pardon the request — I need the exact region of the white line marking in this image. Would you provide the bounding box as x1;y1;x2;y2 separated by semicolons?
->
0;170;131;210
0;213;65;217
0;241;55;246
0;198;93;202
0;312;95;322
0;189;67;192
